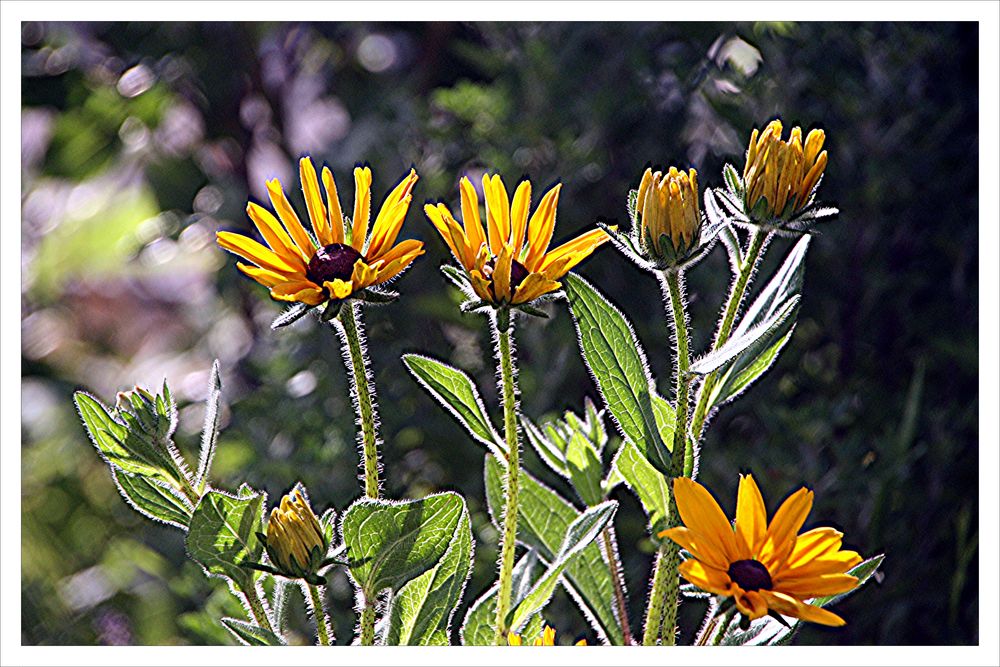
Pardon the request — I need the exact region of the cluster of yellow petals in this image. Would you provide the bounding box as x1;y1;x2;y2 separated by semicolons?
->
266;489;325;575
425;174;609;306
660;475;862;627
636;166;701;253
507;625;586;646
743;120;828;218
216;158;424;306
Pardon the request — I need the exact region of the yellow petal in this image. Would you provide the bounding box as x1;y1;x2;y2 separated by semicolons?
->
324;279;354;300
736;474;767;558
672;477;740;565
468;269;494;303
759;590;846;627
734;590;768;620
369;169;418;258
300;157;331;246
425;203;472;270
266;178;315;257
236;262;294;288
459;176;487;258
524;184;561;271
760;487;814;571
677;559;732;596
270;280;325;306
538;228;610;276
246;202;309;266
509;180;531;254
483;173;510;254
774;573;859;598
783;527;843;569
217;231;304;275
321;167;345;244
659;526;731;571
350;259;380;291
511;272;560;305
372;248;423;285
492;243;513;303
352;166;372;252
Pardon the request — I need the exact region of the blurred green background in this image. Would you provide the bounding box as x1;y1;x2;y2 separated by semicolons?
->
21;22;978;645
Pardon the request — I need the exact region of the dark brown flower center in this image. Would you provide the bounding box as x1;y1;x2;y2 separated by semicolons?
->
484;257;530;291
307;243;362;285
727;559;773;592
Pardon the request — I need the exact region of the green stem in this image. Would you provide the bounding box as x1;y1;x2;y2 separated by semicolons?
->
307;583;332;646
493;311;521;645
359;597;376;646
336;302;381;499
241;582;275;635
600;527;633;645
689;228;769;441
711;608;736;646
641;270;692;646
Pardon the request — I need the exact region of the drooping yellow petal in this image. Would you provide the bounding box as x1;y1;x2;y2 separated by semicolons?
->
524;184;561;271
321;167;345;244
349;259;380;291
217;231;304;275
324;279;355;300
468;269;494;302
511;272;561;305
300;157;331;247
266;178;316;257
734;590;768;620
759;590;846;627
246;202;310;266
673;478;740;565
270;280;325;306
352;166;372;252
736;474;768;558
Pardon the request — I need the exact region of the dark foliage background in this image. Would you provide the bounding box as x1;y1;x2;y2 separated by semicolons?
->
21;21;978;645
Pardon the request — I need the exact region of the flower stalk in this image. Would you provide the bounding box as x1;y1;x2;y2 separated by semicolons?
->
307;583;333;646
334;302;382;499
360;598;377;646
241;582;275;635
493;309;521;644
600;526;633;645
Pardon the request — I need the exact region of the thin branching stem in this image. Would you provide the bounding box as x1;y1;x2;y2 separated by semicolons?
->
307;583;333;646
241;581;275;635
690;228;769;441
335;302;382;499
493;310;521;645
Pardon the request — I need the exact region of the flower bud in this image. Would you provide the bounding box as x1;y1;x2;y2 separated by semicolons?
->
265;489;326;579
742;119;828;223
628;166;703;270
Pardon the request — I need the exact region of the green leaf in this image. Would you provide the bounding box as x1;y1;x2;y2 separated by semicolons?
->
722;554;885;645
507;501;617;632
270;302;311;329
221;617;286;646
460;550;543;645
564;273;671;477
195;360;222;494
342;492;465;599
611;440;671;534
110;468;193;528
689;295;799;376
484;456;623;644
385;499;473;645
564;430;604;507
403;354;504;458
185;487;265;590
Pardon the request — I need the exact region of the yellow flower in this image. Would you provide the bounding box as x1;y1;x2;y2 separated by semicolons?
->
265;488;327;579
217;157;424;307
742;119;828;221
507;625;586;646
425;174;609;307
659;475;862;627
635;166;701;262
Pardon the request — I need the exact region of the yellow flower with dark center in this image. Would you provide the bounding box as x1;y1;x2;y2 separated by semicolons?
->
425;174;609;307
742;119;828;221
217;157;424;306
265;489;327;579
635;166;701;261
659;475;862;627
507;626;586;646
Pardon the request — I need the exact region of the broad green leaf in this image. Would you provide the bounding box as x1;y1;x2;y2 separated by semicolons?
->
564;273;671;477
507;501;617;631
110;468;193;528
221;617;286;646
185;487;265;590
385;501;473;645
195;360;222;494
689;296;799;376
75;392;168;480
403;354;504;458
342;492;465;599
564;430;604;507
484;456;623;644
722;554;884;646
460;550;542;645
612;441;671;534
709;330;793;406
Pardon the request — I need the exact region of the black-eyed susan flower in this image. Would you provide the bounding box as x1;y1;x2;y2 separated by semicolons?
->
424;174;609;314
710;119;837;233
261;488;328;582
217;158;423;319
602;166;722;273
507;626;586;646
659;475;862;627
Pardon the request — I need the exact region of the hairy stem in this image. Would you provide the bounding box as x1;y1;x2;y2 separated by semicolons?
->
241;581;275;635
493;312;521;644
335;302;382;499
642;270;692;645
359;597;376;646
601;526;633;644
690;228;769;441
307;583;332;646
